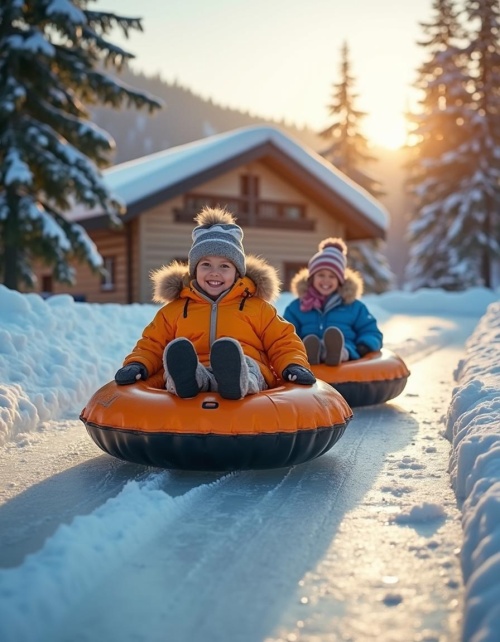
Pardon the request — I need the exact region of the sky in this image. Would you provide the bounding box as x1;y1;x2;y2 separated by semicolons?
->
1;285;500;640
101;0;435;149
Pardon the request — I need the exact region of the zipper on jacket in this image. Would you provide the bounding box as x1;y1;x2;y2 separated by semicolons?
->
319;310;325;334
210;303;217;345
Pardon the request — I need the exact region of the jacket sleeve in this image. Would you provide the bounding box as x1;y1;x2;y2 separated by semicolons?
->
260;303;310;376
283;300;303;337
123;305;175;375
353;302;383;352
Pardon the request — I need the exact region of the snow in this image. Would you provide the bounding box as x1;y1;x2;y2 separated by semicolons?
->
4;148;33;186
7;32;56;57
45;0;86;23
68;125;389;231
1;284;500;641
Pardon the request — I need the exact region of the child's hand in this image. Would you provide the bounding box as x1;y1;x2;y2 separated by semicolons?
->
356;344;370;357
282;364;316;385
115;362;148;385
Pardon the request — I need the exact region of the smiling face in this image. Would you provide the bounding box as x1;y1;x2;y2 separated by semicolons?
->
195;256;238;299
312;268;340;296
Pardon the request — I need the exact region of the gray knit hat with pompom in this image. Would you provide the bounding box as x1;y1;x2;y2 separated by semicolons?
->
188;207;246;278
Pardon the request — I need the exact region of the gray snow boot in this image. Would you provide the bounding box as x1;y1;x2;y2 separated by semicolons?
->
323;327;345;366
210;338;249;400
164;338;200;398
303;334;321;365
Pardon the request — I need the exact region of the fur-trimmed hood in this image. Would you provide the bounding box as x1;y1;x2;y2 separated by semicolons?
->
289;267;364;304
151;254;281;304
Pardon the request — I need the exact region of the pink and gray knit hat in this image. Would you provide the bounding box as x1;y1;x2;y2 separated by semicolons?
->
308;238;347;285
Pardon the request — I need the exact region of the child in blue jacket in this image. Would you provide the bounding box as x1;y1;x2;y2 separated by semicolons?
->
283;238;383;366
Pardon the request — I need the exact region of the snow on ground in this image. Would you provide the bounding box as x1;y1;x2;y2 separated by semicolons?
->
443;301;500;642
1;284;500;640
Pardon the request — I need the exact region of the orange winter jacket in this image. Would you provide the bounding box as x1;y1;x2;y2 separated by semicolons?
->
123;256;310;387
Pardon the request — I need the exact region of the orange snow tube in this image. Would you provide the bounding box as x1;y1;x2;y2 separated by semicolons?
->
80;372;353;471
311;349;410;407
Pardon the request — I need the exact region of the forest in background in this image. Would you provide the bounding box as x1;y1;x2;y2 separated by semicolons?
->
91;68;324;163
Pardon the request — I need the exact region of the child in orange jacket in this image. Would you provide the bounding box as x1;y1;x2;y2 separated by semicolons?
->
114;207;315;399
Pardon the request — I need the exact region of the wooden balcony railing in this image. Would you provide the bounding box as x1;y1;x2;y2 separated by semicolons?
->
173;193;315;231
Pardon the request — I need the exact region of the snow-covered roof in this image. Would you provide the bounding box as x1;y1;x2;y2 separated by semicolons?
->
72;125;389;235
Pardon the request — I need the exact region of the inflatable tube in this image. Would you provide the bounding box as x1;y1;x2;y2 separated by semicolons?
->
80;372;353;471
311;349;410;407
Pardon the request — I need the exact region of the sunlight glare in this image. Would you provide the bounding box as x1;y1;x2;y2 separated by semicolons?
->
364;113;409;150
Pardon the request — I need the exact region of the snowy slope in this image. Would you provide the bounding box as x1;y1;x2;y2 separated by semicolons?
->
1;287;500;641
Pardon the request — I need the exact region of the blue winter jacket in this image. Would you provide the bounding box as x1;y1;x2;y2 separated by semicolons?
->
283;268;383;360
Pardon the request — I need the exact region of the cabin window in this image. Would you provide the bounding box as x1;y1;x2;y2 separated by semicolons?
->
101;256;116;291
283;205;303;220
258;202;279;219
185;195;213;212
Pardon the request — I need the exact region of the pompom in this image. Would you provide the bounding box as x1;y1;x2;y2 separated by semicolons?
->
318;237;347;255
194;206;237;227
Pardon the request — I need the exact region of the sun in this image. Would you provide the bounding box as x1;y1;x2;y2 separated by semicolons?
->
364;113;409;150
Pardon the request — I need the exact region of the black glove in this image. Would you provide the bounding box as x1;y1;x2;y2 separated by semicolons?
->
282;364;316;385
115;362;148;385
356;344;370;357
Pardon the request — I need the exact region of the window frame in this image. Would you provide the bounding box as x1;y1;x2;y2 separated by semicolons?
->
100;256;116;292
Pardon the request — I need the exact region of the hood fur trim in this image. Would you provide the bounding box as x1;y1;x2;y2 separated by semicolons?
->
245;255;281;302
151;261;190;304
152;255;281;304
289;267;363;304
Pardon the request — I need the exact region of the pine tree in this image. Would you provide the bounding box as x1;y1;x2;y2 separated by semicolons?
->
0;1;162;290
461;0;500;288
406;0;500;291
319;41;394;294
405;0;479;290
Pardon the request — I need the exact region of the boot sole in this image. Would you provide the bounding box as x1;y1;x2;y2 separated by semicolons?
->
303;335;321;365
323;328;344;366
166;340;199;398
211;340;243;400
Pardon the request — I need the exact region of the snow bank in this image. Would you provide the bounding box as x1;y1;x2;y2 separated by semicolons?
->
0;285;156;446
445;300;500;641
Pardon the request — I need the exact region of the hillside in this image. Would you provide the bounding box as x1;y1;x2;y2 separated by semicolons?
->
91;68;323;164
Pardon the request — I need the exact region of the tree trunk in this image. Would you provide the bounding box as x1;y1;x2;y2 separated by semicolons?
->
3;242;19;290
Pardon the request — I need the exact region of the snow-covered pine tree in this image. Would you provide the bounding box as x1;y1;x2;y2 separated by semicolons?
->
319;41;394;293
460;0;500;288
405;0;479;291
346;239;395;294
0;0;162;291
